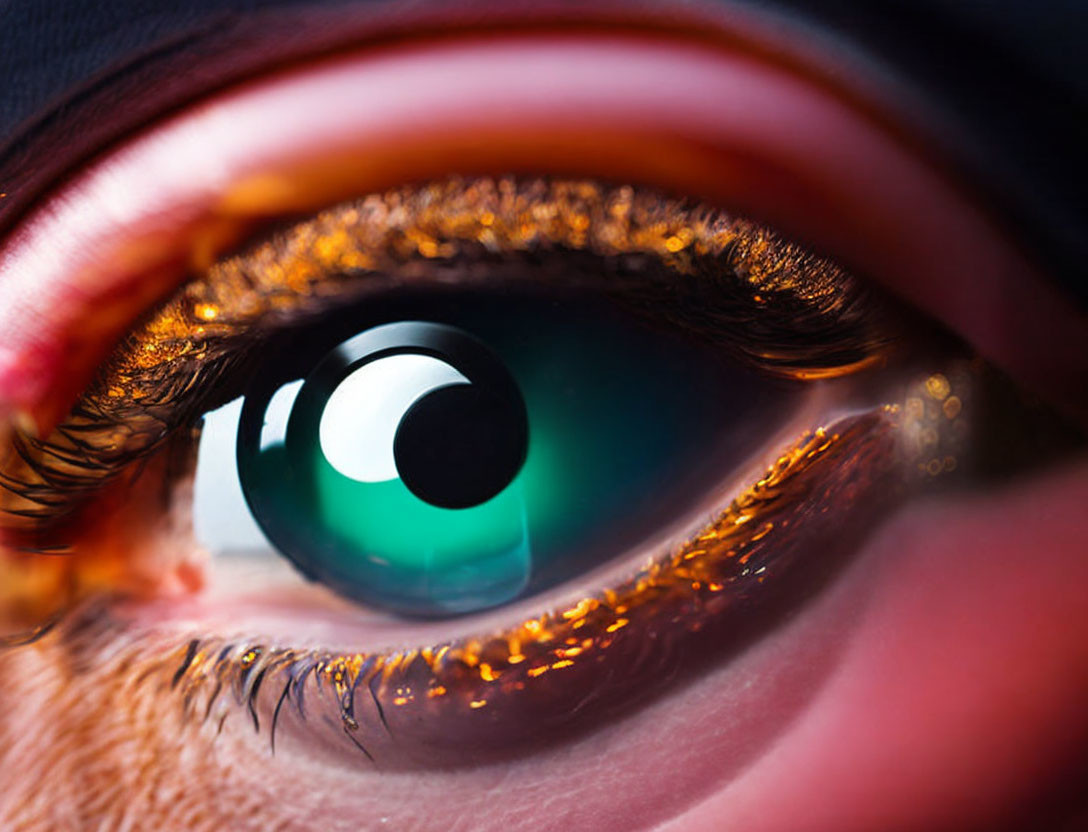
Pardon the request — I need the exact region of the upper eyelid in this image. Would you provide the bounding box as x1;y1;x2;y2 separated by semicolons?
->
3;1;1085;316
0;28;1083;432
4;0;1084;292
0;176;896;536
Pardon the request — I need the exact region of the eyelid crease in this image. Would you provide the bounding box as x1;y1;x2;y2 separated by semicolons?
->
0;176;897;538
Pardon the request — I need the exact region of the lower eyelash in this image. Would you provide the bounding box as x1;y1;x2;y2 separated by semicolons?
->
158;404;907;767
5;360;980;769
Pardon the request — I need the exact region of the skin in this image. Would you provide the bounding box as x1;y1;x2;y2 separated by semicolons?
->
0;5;1086;831
2;460;1086;832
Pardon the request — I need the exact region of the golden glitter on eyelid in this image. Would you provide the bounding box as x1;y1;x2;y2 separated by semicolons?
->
925;373;952;401
167;176;855;347
899;362;973;479
0;177;892;545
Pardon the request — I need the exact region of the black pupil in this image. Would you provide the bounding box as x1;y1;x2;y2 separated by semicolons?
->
393;382;528;509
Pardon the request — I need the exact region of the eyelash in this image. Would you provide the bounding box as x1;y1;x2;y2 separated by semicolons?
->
0;176;895;540
151;408;903;765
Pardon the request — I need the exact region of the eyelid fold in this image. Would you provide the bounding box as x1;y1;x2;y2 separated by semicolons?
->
0;32;1083;438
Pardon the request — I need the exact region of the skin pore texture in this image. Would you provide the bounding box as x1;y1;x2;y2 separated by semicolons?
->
1;460;1086;831
1;5;1086;832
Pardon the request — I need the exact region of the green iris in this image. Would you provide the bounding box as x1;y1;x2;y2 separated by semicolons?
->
237;290;779;617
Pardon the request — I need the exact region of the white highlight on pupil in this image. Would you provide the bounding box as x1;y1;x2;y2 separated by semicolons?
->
194;396;269;554
318;353;468;482
260;379;305;451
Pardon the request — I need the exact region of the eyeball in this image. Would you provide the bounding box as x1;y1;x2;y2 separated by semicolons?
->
209;289;788;619
237;321;534;616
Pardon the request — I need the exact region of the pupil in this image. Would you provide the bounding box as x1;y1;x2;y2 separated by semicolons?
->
394;383;528;509
309;321;530;510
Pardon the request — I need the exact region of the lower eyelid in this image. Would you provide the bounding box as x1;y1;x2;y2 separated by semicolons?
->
0;543;860;831
107;398;904;768
8;456;1085;831
0;409;891;832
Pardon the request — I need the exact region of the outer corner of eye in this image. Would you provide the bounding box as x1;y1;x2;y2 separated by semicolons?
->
2;10;1087;832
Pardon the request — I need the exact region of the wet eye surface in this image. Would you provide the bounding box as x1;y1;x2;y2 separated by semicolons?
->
225;288;787;617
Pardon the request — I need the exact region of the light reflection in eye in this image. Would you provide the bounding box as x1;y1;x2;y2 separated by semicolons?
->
316;352;471;485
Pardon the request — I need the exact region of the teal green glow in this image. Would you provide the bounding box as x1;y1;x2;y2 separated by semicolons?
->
313;433;557;570
301;388;573;611
239;293;768;616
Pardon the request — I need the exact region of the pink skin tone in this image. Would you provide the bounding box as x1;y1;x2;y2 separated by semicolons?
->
1;35;1085;431
667;459;1088;832
0;30;1085;831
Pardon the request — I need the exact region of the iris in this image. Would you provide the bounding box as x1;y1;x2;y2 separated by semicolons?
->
235;289;787;616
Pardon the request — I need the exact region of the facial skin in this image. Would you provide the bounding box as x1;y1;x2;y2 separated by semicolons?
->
0;3;1086;831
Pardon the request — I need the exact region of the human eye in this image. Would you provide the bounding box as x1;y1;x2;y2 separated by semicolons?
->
1;6;1086;832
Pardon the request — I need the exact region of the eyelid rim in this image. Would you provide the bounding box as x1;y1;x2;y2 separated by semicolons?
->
0;31;1084;436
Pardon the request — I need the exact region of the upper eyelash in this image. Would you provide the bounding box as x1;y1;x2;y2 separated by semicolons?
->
0;176;897;537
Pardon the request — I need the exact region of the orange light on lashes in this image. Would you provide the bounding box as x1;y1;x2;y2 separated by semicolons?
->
144;406;920;765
